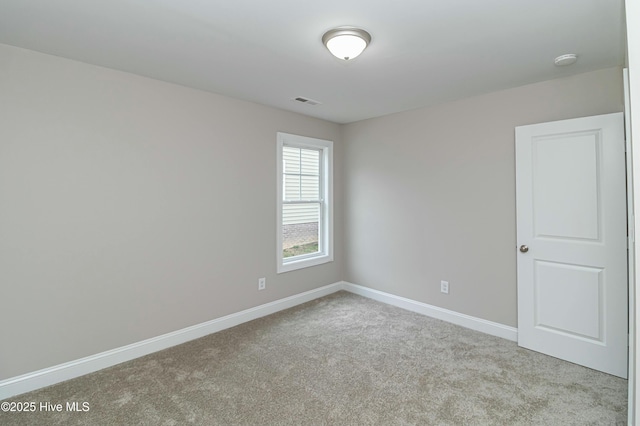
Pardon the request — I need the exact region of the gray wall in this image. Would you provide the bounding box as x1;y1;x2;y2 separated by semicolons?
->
342;67;623;327
0;44;343;379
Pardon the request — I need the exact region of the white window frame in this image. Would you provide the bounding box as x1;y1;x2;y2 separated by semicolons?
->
277;132;333;273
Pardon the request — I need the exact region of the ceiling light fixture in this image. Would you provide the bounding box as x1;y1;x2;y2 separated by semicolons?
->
322;27;371;61
554;54;578;66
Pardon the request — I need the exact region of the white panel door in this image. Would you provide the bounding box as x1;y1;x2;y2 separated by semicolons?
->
516;112;627;378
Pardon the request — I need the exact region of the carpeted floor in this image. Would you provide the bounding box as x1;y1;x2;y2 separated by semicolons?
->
0;291;628;425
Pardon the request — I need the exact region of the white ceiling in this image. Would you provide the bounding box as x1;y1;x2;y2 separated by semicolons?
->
0;0;626;124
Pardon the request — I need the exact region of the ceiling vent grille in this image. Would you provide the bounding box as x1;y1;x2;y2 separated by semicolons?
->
293;96;322;106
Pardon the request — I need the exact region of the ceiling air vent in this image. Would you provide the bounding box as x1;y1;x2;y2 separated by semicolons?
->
293;96;322;106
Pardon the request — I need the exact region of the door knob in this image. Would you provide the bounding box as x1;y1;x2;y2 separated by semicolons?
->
519;245;529;253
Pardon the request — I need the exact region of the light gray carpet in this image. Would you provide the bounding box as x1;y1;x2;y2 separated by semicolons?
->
0;291;627;425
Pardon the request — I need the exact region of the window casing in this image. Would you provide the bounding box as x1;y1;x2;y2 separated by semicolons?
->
277;132;333;273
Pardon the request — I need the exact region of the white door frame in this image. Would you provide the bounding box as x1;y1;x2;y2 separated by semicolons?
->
626;0;640;422
625;67;636;425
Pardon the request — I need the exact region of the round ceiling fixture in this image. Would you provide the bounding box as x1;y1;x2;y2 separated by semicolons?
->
322;27;371;61
554;54;578;66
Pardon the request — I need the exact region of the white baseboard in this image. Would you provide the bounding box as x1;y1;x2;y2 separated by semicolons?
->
342;282;518;342
1;280;517;400
0;282;344;400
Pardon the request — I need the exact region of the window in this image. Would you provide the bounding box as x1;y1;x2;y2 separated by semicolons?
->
277;132;333;273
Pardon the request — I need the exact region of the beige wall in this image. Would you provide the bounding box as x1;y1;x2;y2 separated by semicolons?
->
0;44;343;379
342;67;623;327
0;40;625;381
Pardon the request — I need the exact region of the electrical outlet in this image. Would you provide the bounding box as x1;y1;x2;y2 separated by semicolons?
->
440;280;449;294
258;277;266;291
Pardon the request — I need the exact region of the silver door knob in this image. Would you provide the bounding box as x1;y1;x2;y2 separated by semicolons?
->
519;245;529;253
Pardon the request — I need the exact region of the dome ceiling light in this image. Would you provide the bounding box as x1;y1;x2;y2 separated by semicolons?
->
554;54;578;66
322;27;371;61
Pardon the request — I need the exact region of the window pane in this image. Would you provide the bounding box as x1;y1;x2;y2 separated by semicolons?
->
282;203;319;258
284;174;301;201
283;146;321;201
283;146;301;174
300;149;320;175
301;175;319;200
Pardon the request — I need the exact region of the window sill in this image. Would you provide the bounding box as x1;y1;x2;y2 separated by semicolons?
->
277;253;333;274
